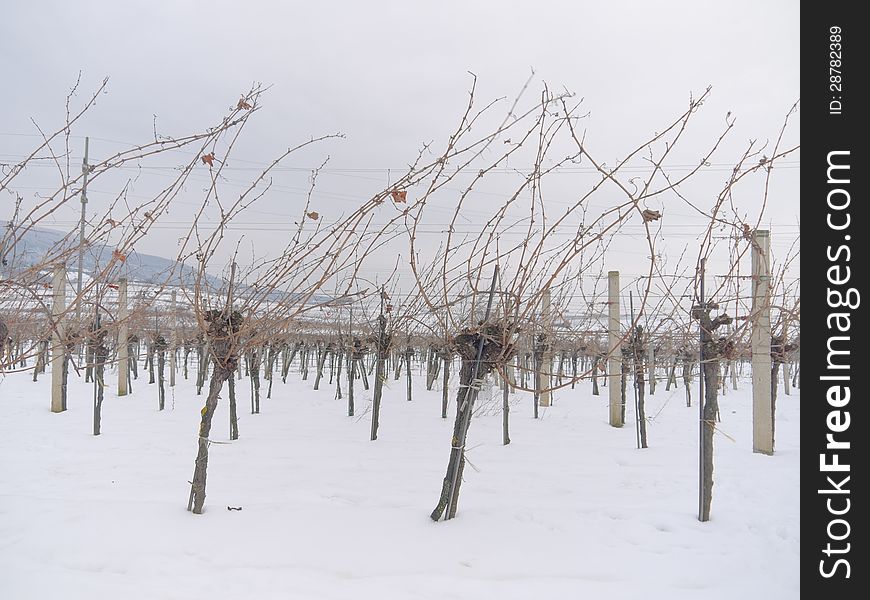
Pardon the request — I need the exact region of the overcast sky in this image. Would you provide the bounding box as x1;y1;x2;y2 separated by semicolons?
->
2;0;799;302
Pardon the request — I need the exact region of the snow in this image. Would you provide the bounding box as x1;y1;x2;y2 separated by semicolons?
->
0;365;799;599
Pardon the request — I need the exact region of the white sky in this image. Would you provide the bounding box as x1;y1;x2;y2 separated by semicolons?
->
1;0;799;309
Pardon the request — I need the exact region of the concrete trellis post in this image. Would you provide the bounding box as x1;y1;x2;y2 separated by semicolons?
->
751;230;773;454
539;287;552;407
117;278;129;397
608;270;623;427
50;266;67;413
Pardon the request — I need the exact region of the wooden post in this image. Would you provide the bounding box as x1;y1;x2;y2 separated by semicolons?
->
50;266;67;412
783;356;791;396
170;289;177;387
502;371;511;445
539;287;552;407
731;359;739;390
117;278;129;396
647;342;656;395
608;271;623;427
751;230;773;454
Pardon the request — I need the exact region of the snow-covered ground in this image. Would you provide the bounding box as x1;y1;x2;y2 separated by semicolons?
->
0;365;799;599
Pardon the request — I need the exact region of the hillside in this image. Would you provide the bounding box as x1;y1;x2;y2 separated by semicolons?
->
2;221;222;288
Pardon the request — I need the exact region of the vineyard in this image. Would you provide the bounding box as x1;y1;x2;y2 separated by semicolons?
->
1;78;799;599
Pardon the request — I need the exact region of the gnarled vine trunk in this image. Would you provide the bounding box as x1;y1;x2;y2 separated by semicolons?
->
431;322;512;522
188;310;242;515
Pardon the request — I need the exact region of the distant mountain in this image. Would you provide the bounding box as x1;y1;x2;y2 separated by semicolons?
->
1;222;338;306
1;221;224;288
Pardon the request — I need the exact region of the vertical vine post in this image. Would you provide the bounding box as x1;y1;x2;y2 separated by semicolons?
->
538;287;552;407
751;230;773;455
432;265;499;522
50;265;67;413
608;270;622;427
188;262;238;514
370;287;389;441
